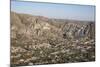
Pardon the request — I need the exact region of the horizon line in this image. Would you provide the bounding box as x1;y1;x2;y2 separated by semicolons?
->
11;11;95;22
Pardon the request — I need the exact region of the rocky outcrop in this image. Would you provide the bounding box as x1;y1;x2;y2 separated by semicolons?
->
11;12;95;66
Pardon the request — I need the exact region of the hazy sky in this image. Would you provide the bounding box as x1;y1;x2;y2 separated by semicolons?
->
11;1;95;21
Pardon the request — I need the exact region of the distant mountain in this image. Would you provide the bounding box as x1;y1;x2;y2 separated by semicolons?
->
11;11;95;40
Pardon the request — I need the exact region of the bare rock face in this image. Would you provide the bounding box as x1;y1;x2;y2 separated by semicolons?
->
11;12;95;66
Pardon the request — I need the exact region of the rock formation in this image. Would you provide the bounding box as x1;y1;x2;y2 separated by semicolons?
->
11;12;95;66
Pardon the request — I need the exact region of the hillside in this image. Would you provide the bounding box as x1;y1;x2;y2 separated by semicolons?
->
11;11;95;66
